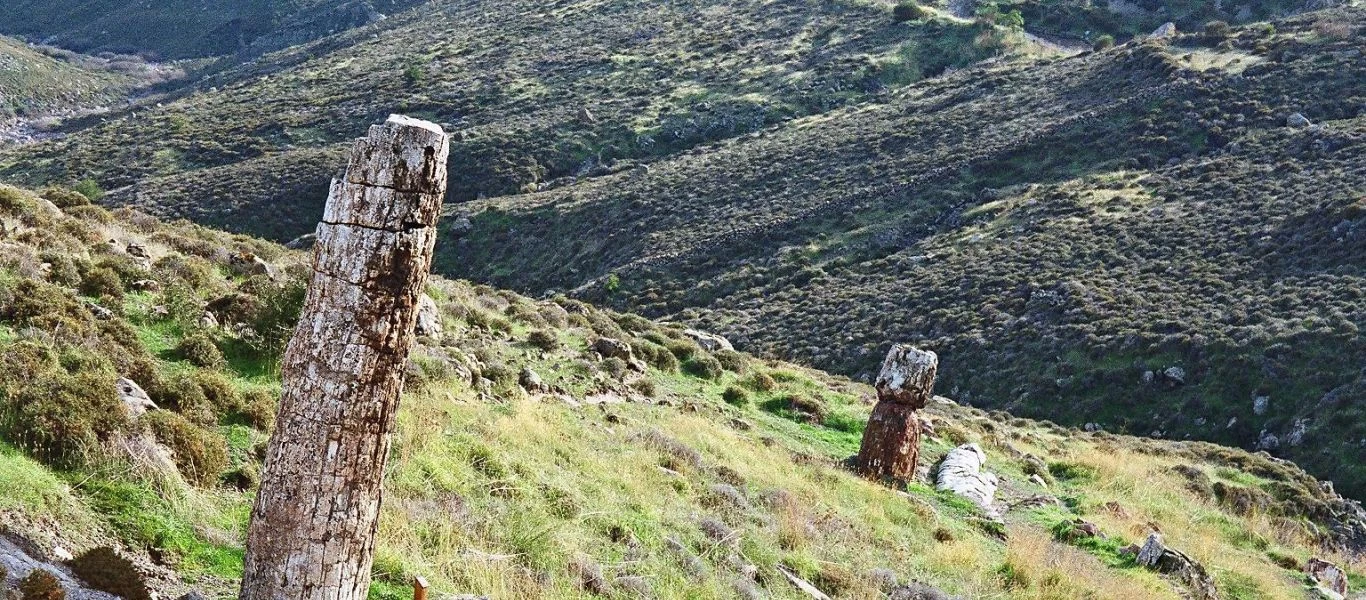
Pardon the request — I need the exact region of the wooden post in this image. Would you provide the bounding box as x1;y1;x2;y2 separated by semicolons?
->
855;345;937;482
240;115;450;600
413;577;429;600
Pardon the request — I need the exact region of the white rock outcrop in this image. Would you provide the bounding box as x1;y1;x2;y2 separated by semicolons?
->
935;443;998;513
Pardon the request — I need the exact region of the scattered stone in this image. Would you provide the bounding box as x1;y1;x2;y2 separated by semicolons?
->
85;301;114;320
1257;429;1281;451
777;565;833;600
1287;419;1308;447
935;444;999;514
125;243;150;259
116;378;157;419
1163;366;1186;385
415;294;443;337
867;567;899;592
228;252;275;278
1287;113;1313;128
1149;22;1177;38
199;311;219;330
856;345;937;481
129;280;160;292
1253;395;1269;416
1135;533;1219;600
285;233;317;250
592;337;634;361
682;328;734;352
1306;558;1348;596
518;368;546;393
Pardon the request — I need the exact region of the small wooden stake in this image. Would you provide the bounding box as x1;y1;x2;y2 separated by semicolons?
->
413;576;430;600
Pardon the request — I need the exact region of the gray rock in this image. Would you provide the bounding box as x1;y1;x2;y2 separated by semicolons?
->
0;534;119;600
285;233;317;250
116;377;157;419
1287;419;1309;447
592;337;634;361
1258;429;1281;451
1163;366;1186;384
1149;22;1177;38
1136;532;1166;568
1253;395;1269;416
935;444;999;514
1306;558;1348;596
1135;532;1219;599
415;294;443;337
1287;112;1312;128
519;368;546;393
682;328;734;352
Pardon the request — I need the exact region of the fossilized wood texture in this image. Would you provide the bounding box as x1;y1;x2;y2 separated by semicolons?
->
856;345;938;481
874;345;937;408
854;402;921;481
240;115;449;600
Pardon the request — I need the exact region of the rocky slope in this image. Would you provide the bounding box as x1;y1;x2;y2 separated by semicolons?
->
0;184;1363;599
437;7;1366;498
0;0;1036;241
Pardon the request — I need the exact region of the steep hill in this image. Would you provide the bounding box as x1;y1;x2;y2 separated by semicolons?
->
0;36;148;123
1;183;1364;599
434;9;1366;496
0;0;423;60
0;0;1034;240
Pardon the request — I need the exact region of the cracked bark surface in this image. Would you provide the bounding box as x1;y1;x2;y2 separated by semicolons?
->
855;346;938;482
240;115;449;600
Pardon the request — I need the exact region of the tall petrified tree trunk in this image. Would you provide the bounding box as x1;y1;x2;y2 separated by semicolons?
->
855;345;938;482
240;115;449;600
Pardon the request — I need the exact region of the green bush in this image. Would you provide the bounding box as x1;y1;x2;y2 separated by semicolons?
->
666;339;701;361
722;385;750;406
19;569;65;600
193;371;243;416
175;332;226;369
79;266;125;301
1092;34;1116;51
892;1;927;22
1204;20;1230;39
601;357;629;379
143;411;228;487
632;339;680;372
153;372;216;427
715;350;748;374
632;378;658;398
40;187;91;209
683;354;724;380
0;342;126;467
527;329;560;351
240;387;277;430
743;371;778;392
74;179;104;202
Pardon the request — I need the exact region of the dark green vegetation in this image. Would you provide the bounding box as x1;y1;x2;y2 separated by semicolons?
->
0;36;148;121
0;0;423;60
0;183;1363;599
999;0;1321;41
0;0;1027;241
437;9;1366;498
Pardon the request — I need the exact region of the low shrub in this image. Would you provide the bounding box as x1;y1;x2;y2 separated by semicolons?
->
683;354;724;380
527;329;560;351
153;372;216;427
0;342;126;467
742;371;777;392
240;387;277;430
666;339;701;361
19;569;65;600
143;411;228;487
79;266;125;301
40;187;91;209
722;385;751;406
632;339;679;372
715;350;748;374
893;1;927;22
175;332;226;369
1093;34;1116;51
632;378;658;398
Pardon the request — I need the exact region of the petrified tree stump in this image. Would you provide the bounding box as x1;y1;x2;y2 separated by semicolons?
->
855;345;938;481
240;115;449;600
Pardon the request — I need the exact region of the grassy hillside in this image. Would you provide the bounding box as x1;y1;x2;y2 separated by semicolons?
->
993;0;1351;42
1;184;1363;599
0;0;1035;240
0;36;147;122
0;0;424;60
429;8;1366;497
